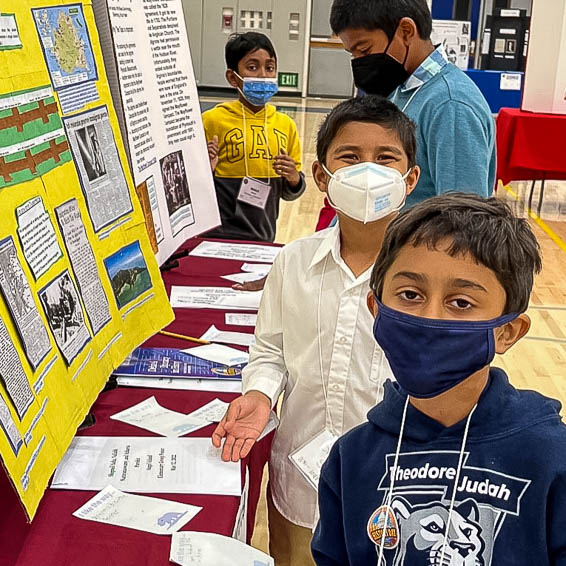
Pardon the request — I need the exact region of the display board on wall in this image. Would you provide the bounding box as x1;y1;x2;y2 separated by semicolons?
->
92;0;221;265
0;0;174;519
432;20;471;70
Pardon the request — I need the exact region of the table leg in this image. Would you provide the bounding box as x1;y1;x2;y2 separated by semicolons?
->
528;180;537;213
537;177;546;217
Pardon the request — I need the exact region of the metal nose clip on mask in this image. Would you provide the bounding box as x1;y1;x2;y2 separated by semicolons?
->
323;162;410;224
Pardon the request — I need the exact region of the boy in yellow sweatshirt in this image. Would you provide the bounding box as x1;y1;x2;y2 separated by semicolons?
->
203;32;306;243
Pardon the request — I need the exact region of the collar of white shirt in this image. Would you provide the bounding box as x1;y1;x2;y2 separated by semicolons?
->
308;225;373;284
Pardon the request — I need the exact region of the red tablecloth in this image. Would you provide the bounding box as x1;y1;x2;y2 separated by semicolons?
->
0;237;275;566
496;108;566;185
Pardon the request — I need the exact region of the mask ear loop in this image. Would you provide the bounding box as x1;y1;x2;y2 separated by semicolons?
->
377;396;410;565
438;404;478;566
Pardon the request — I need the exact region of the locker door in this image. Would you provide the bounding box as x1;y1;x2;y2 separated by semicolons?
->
271;0;309;93
201;0;239;87
181;0;203;84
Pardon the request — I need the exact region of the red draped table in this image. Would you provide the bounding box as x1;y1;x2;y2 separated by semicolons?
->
496;108;566;213
0;237;275;566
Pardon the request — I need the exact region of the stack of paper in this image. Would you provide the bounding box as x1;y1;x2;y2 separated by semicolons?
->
170;286;262;311
74;486;202;535
170;531;274;566
116;376;242;394
200;325;255;347
189;241;280;263
185;344;249;366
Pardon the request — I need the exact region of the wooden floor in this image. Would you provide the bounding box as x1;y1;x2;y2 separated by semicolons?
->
202;95;566;554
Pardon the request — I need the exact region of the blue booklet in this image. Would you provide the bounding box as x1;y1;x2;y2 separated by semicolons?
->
113;347;245;380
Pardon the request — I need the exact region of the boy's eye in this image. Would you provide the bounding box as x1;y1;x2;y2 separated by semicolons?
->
449;298;473;310
338;153;358;162
377;154;396;163
399;290;421;302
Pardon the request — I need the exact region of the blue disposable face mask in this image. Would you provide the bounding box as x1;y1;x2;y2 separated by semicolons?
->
372;298;517;398
235;72;278;106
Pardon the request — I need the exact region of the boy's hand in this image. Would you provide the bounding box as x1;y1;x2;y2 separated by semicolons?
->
274;149;301;187
232;275;267;292
208;135;219;171
212;391;272;462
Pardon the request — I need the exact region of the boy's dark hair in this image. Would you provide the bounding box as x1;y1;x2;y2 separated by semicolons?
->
370;193;542;314
225;32;277;72
316;96;416;166
330;0;433;41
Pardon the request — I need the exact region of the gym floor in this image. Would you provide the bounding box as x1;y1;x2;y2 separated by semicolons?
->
200;94;566;553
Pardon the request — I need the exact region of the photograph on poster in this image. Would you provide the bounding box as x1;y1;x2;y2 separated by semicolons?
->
39;270;90;365
104;241;152;309
76;124;106;181
160;151;195;236
0;236;51;370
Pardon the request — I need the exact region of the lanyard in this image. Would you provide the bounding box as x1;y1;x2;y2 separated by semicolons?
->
241;103;271;181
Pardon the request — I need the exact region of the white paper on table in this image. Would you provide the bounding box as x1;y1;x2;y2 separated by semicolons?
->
189;241;280;264
258;412;280;442
186;398;230;423
170;286;262;311
224;313;258;327
110;396;209;437
220;272;267;285
200;325;255;347
288;429;339;491
184;344;249;366
241;263;271;274
116;376;242;394
232;468;249;543
52;437;241;496
73;485;202;535
170;531;274;566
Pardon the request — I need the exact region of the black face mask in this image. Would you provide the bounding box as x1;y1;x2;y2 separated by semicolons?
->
351;38;410;97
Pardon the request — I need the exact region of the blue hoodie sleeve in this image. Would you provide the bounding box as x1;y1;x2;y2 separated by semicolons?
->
311;443;349;566
548;473;566;565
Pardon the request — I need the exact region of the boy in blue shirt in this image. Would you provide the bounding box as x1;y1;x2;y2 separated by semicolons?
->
312;193;566;565
330;0;496;207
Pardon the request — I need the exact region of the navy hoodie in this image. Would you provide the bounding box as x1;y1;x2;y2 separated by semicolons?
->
312;368;566;565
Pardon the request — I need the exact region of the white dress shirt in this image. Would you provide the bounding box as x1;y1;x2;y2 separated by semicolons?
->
242;226;394;528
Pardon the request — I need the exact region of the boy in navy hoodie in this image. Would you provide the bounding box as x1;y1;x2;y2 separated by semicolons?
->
312;193;566;566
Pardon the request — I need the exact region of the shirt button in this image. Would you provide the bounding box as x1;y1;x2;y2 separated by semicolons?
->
339;336;348;344
332;384;340;392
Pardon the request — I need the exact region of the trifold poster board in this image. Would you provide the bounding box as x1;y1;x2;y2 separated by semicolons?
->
92;0;221;265
0;0;174;519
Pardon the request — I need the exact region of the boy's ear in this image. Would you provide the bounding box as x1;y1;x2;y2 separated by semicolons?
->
405;165;420;197
494;313;530;355
312;160;329;194
226;69;240;89
367;291;379;318
398;17;419;44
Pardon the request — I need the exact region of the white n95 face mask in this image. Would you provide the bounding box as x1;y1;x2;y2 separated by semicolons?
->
324;162;411;223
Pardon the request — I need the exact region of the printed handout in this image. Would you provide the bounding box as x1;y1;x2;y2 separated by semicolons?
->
52;436;241;496
170;531;274;566
200;325;255;347
189;241;280;264
74;485;202;535
169;286;262;311
184;344;249;367
225;313;258;327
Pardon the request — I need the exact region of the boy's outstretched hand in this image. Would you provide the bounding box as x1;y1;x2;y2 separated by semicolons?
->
274;149;300;187
208;135;219;171
212;391;272;462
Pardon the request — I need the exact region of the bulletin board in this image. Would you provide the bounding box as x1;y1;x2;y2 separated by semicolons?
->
0;0;174;519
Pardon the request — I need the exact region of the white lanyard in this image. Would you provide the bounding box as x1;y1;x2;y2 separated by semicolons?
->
241;103;271;181
317;254;383;436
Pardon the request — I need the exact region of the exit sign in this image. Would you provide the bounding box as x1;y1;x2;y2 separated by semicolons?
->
278;72;299;88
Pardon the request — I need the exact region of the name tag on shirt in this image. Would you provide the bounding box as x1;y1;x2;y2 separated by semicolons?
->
289;429;339;491
237;177;271;209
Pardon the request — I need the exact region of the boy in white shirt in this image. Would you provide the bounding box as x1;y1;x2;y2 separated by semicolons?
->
212;96;420;565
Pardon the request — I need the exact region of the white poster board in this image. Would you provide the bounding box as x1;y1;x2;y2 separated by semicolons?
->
432;20;471;71
93;0;220;265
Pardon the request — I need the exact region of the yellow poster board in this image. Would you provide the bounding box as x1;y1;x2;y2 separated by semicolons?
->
0;0;174;519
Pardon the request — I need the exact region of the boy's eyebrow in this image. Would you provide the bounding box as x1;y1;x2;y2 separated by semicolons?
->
451;278;488;293
392;271;426;283
332;144;362;153
376;145;403;155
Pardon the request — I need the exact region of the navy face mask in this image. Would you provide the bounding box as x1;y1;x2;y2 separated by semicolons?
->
373;299;517;399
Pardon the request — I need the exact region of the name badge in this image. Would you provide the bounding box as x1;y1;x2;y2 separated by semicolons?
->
288;429;339;491
237;177;271;209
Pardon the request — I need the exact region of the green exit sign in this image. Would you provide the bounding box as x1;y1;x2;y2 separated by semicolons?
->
278;72;299;88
